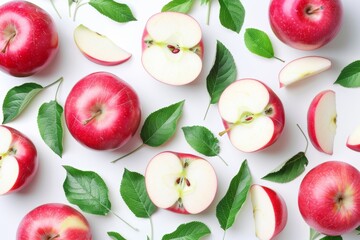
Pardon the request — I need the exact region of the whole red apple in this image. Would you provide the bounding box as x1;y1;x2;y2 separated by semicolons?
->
65;72;141;150
17;203;92;240
269;0;343;50
298;161;360;236
0;0;59;77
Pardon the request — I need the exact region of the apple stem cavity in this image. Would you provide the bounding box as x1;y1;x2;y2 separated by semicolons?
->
82;110;102;125
296;124;309;153
306;5;324;15
1;32;16;53
47;234;60;240
111;143;145;163
50;0;62;19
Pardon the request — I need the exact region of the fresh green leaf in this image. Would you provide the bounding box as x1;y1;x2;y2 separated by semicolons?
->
37;100;63;157
319;236;342;240
310;228;321;240
262;152;308;183
63;165;111;215
356;226;360;234
218;0;245;33
120;169;156;218
182;126;220;157
140;100;185;147
89;0;136;23
334;60;360;87
162;0;195;13
2;83;43;124
216;160;252;231
162;221;211;240
107;231;126;240
200;0;210;4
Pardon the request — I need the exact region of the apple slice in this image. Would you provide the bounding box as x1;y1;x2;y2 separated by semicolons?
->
307;90;336;155
279;56;331;87
74;24;131;66
346;124;360;151
145;151;217;214
141;12;203;85
250;184;288;240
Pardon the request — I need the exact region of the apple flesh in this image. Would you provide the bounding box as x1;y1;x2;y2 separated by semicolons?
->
250;184;287;240
64;72;141;150
74;24;131;66
346;124;360;152
17;203;92;240
298;161;360;236
141;12;203;85
0;125;37;195
307;90;336;155
145;151;217;214
218;79;285;152
279;56;331;87
269;0;343;50
0;0;59;77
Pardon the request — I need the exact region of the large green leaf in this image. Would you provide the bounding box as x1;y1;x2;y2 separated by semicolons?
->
244;28;274;59
162;221;211;240
218;0;245;33
89;0;136;23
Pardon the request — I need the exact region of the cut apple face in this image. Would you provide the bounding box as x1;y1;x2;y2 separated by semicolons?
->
307;90;336;155
145;152;217;214
218;79;285;152
141;12;203;85
279;56;331;87
74;24;131;66
346;125;360;151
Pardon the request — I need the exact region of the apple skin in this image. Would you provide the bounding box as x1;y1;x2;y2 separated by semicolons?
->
0;0;59;77
269;0;343;50
64;72;141;150
0;125;38;195
298;161;360;236
17;203;92;240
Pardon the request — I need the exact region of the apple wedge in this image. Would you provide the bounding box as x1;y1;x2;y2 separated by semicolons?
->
145;151;217;214
307;90;336;155
250;184;288;240
279;56;331;87
74;24;131;66
346;124;360;151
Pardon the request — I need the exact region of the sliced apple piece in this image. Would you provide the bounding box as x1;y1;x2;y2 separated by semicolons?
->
250;184;288;240
279;56;331;87
307;90;336;155
346;124;360;151
74;24;131;66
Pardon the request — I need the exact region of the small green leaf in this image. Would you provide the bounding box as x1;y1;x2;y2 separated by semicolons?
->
2;83;43;124
216;160;252;231
218;0;245;33
89;0;136;23
319;236;342;240
37;100;63;157
162;221;211;240
182;126;220;157
63;165;111;215
107;232;126;240
310;228;321;240
120;169;157;218
334;60;360;87
262;152;308;183
161;0;195;13
140;100;185;147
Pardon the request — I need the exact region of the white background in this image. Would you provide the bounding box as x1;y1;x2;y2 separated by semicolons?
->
0;0;360;239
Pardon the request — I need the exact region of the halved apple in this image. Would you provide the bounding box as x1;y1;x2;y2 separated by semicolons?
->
346;124;360;151
74;24;131;66
279;56;331;87
307;90;337;155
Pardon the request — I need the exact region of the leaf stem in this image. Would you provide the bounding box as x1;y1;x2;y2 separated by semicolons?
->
206;1;212;25
49;0;62;19
223;230;227;240
44;77;64;90
111;143;145;163
217;155;228;166
54;77;64;102
296;124;309;154
73;2;88;21
274;56;285;63
149;217;154;240
109;209;139;232
203;102;211;120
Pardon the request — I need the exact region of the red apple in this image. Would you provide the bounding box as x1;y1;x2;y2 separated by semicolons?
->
298;161;360;236
0;0;59;77
64;72;141;150
269;0;343;50
17;203;92;240
0;125;37;195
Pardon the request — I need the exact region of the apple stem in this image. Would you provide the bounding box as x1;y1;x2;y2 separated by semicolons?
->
111;143;144;163
206;0;212;25
82;110;102;125
274;56;285;63
109;209;139;232
217;155;229;166
48;234;60;240
296;124;309;153
50;0;62;19
306;5;324;15
1;32;16;54
203;102;211;120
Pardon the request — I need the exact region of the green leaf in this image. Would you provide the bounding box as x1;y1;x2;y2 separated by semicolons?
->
182;126;220;157
120;169;156;218
162;221;211;240
200;0;210;4
218;0;245;33
334;60;360;87
319;236;342;240
37;100;63;157
356;225;360;234
107;231;126;240
63;165;111;215
161;0;195;13
216;160;251;231
89;0;136;23
310;228;321;240
262;152;308;183
140;100;185;147
2;83;43;124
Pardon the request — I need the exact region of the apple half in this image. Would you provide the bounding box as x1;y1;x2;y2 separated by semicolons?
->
307;90;336;155
346;124;360;151
279;56;331;87
145;151;217;214
141;12;203;85
74;24;131;66
250;184;288;240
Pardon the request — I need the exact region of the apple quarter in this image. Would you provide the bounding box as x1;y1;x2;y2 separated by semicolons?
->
347;124;360;151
